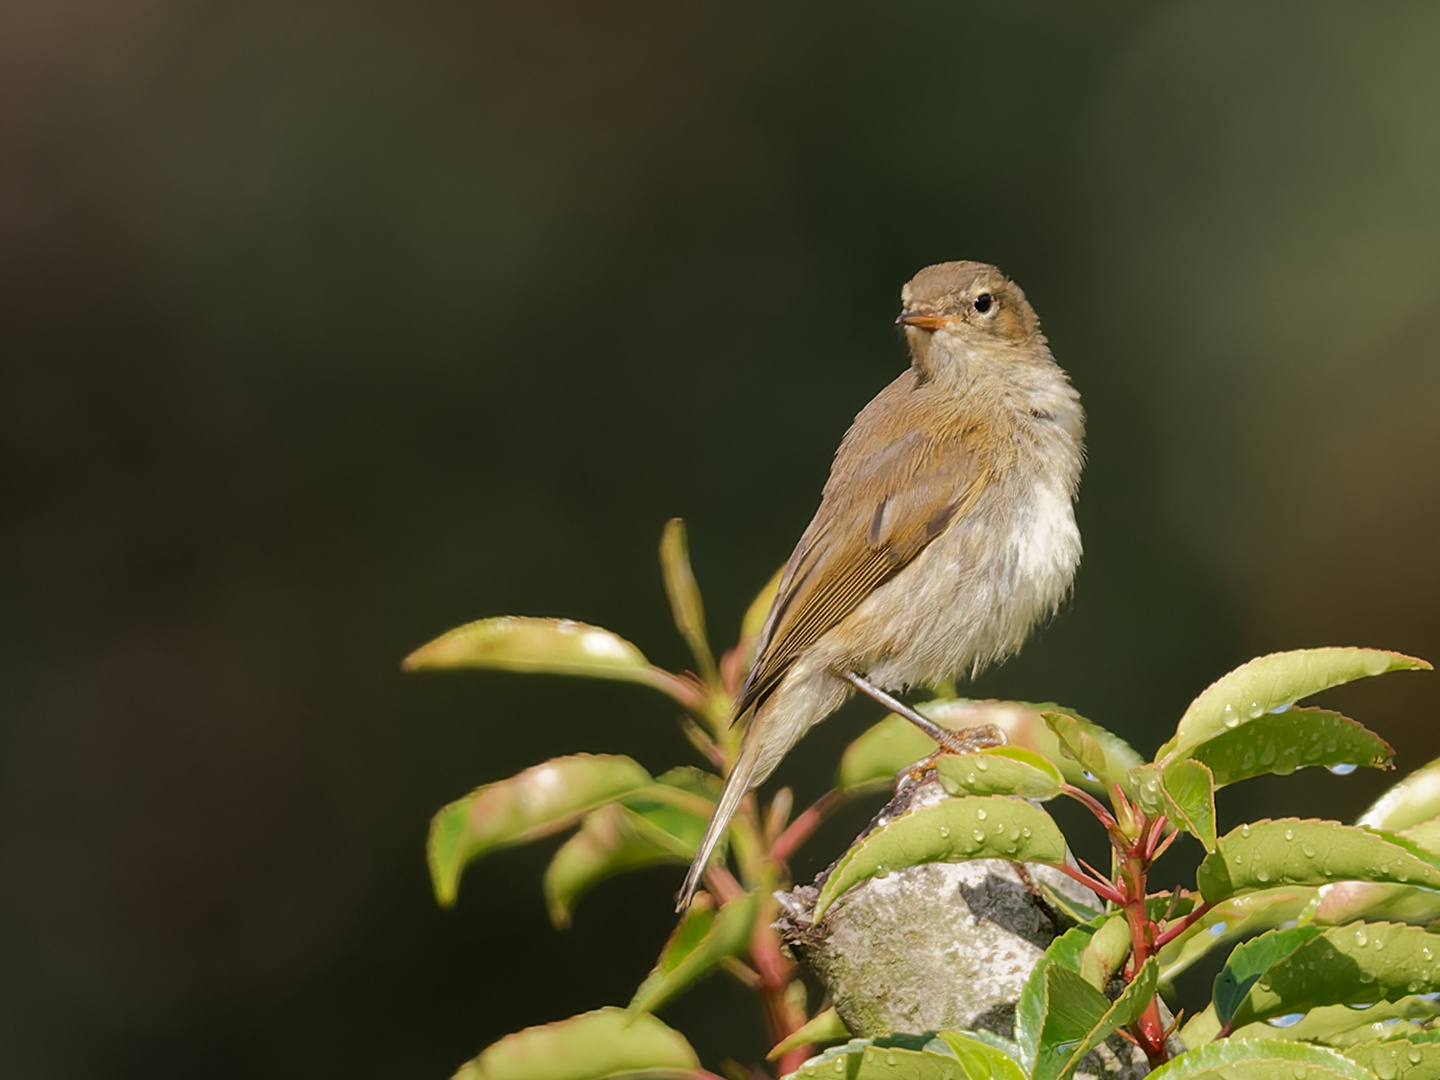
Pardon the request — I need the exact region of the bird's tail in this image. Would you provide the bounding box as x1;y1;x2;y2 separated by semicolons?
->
676;716;765;910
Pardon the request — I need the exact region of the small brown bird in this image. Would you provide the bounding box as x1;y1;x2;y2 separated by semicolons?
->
678;261;1085;908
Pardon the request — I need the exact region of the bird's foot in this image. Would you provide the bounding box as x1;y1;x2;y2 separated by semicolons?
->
839;669;1006;758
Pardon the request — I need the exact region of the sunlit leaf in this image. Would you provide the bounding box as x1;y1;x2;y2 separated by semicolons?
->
630;891;759;1015
782;1037;971;1079
1190;708;1392;787
1402;815;1440;854
660;519;718;686
403;616;696;704
935;747;1064;800
740;567;783;644
934;1032;1026;1080
1212;924;1323;1026
1361;757;1440;832
1196;819;1440;904
812;795;1068;920
452;1006;700;1080
1166;647;1429;761
1042;712;1112;788
1232;920;1440;1028
1031;964;1110;1080
1144;1039;1375;1079
837;700;1141;794
428;754;652;907
1079;914;1133;991
766;1007;850;1061
1157;888;1317;983
1313;878;1440;928
1229;995;1440;1048
1162;759;1218;852
1342;1032;1440;1079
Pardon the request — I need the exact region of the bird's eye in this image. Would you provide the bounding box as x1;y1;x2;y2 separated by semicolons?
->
973;293;994;314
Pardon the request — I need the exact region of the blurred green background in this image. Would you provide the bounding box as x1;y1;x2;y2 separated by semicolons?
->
3;1;1439;1075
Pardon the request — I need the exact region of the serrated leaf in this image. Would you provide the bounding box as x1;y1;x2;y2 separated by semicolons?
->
1402;815;1440;855
543;802;698;928
1314;879;1440;928
1032;964;1111;1080
429;754;653;907
1016;922;1099;1070
782;1041;968;1079
1196;819;1440;904
1343;1035;1440;1080
837;700;1141;794
1361;758;1440;832
1230;996;1440;1047
1041;711;1113;786
629;891;759;1015
660;519;718;686
767;1008;851;1060
1161;758;1218;852
812;796;1067;920
1167;647;1429;761
1233;920;1440;1027
936;747;1064;799
1212;924;1323;1025
404;616;698;704
452;1006;700;1080
935;1032;1026;1080
1144;1039;1375;1079
1047;960;1160;1080
1190;708;1393;787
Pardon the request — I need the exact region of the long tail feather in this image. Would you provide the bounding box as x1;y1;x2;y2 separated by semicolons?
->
676;721;764;910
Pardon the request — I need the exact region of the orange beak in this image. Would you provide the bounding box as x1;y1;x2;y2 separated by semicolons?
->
896;311;959;330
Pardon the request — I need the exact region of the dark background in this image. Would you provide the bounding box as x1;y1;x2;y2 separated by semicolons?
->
3;2;1440;1076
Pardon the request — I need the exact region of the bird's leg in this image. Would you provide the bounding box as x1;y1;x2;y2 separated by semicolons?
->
837;669;1005;756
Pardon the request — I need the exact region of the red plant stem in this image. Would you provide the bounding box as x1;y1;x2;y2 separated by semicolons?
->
771;788;846;866
1152;900;1215;950
1056;861;1124;904
1061;783;1117;829
1118;841;1170;1066
748;915;810;1077
702;864;744;906
1144;815;1169;860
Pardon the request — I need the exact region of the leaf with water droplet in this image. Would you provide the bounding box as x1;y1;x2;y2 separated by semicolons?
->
1197;819;1440;904
1189;708;1393;790
936;747;1063;800
1214;925;1323;1025
1141;1040;1376;1080
1230;921;1440;1029
812;795;1067;920
1164;648;1429;763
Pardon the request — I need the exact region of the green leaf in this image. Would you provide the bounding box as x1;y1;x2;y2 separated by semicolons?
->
1144;1039;1376;1079
1196;819;1440;904
543;802;697;928
782;1040;969;1080
1343;1034;1440;1080
1402;815;1440;854
1041;712;1113;787
1212;924;1323;1025
659;519;719;687
767;1007;851;1060
837;700;1141;794
1032;964;1111;1080
403;616;695;703
452;1006;700;1080
740;567;783;644
428;754;652;907
1232;920;1440;1027
1079;914;1134;990
1157;887;1318;983
935;747;1064;799
934;1032;1026;1080
1015;922;1099;1070
812;796;1068;920
1043;960;1160;1080
629;891;759;1015
1190;708;1393;787
1361;757;1440;832
1167;647;1429;761
1160;759;1218;852
1313;879;1440;928
1230;996;1440;1047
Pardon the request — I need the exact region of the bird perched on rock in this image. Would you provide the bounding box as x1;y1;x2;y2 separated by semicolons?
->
678;260;1085;909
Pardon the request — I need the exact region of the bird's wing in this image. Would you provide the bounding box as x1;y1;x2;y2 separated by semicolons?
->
733;393;995;719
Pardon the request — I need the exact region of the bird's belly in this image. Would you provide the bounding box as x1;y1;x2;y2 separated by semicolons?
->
846;476;1081;690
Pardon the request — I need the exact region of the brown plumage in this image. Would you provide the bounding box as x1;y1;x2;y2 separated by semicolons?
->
678;261;1085;908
